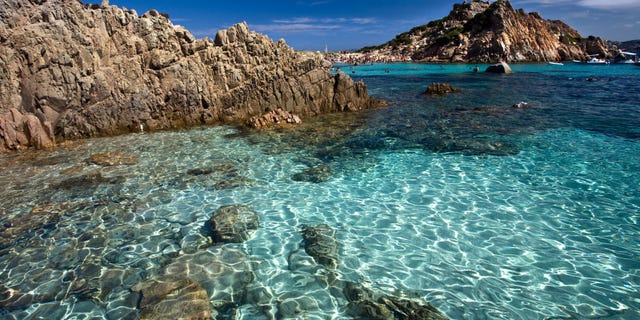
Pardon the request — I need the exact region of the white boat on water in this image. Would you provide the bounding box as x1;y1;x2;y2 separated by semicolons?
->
616;51;637;64
573;54;610;64
548;62;564;66
586;57;609;64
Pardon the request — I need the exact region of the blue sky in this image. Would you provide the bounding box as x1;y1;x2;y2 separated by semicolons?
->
107;0;640;51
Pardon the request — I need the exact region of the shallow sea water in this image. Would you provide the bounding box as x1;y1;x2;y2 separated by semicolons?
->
1;63;639;319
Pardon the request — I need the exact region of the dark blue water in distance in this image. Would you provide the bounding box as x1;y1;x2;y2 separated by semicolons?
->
1;63;639;319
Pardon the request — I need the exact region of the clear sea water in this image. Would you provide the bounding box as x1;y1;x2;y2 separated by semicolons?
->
1;63;639;319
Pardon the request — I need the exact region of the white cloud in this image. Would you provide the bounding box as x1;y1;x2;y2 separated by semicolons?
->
252;16;376;35
251;23;341;33
578;0;640;9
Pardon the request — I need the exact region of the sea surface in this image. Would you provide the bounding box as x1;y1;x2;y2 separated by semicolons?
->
1;63;639;319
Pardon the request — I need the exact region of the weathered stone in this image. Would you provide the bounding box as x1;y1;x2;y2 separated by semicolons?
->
85;151;139;166
343;282;448;320
132;278;214;320
301;224;339;270
187;168;214;176
485;62;513;74
160;248;254;309
247;108;302;129
424;82;461;95
0;1;382;152
209;205;259;243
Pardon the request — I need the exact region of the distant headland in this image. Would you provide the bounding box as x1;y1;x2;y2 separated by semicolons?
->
327;0;632;64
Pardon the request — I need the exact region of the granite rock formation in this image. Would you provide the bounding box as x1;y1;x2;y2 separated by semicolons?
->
361;0;608;63
0;0;380;151
424;82;462;95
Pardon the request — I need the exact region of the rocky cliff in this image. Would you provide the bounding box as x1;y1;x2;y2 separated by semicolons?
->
0;0;380;151
361;0;608;63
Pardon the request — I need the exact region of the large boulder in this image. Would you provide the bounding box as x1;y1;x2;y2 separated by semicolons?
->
209;205;259;243
132;278;213;320
485;62;513;74
423;82;461;95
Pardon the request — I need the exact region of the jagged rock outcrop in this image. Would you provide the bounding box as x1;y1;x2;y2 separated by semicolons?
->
0;0;380;151
485;62;512;74
424;82;462;95
361;0;608;63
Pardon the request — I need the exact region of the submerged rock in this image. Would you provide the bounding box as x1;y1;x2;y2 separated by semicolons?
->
291;164;333;183
301;224;339;270
485;62;513;74
344;282;448;320
423;82;461;95
159;247;254;312
209;205;259;243
85;151;139;166
186;168;214;176
214;176;257;190
132;278;213;320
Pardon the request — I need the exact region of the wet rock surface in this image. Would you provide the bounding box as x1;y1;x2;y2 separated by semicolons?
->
133;278;213;320
486;62;513;74
0;0;381;151
344;281;448;320
209;205;260;243
424;82;462;95
301;224;340;270
299;224;448;319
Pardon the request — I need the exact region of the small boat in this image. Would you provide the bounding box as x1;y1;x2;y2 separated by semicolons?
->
616;52;637;64
585;55;609;64
548;62;564;66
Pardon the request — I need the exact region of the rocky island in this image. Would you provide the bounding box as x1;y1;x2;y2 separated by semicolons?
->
0;0;381;152
356;0;609;63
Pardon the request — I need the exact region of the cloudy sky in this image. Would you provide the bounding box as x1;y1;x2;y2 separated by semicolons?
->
108;0;640;51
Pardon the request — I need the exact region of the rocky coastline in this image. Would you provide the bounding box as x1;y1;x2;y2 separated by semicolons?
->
356;0;610;63
0;0;382;152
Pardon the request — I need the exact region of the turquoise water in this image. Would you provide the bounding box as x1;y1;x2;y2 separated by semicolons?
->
1;63;639;319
